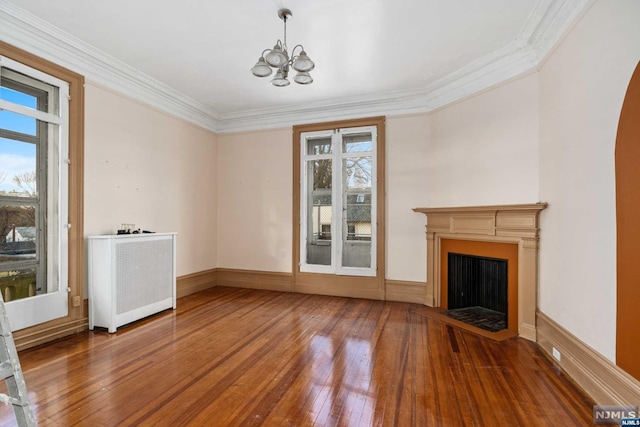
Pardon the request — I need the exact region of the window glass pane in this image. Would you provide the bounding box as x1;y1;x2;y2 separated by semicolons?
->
0;138;37;197
307;159;332;266
342;193;372;268
343;156;372;268
344;156;372;190
311;159;332;190
0;204;37;262
343;133;372;153
1;68;56;114
307;137;332;156
0;110;37;136
0;268;38;302
0;86;37;109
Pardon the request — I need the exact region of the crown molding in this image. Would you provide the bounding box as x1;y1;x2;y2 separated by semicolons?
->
216;88;430;134
518;0;595;64
0;0;592;135
216;0;592;134
216;42;538;134
0;0;220;132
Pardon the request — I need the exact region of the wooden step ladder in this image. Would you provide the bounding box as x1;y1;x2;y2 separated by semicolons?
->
0;297;36;426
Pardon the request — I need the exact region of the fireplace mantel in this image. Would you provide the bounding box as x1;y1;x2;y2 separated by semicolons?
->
413;203;547;341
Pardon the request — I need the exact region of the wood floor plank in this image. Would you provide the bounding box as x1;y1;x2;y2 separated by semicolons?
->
0;287;594;426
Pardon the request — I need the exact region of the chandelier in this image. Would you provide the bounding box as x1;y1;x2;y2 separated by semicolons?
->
250;9;315;87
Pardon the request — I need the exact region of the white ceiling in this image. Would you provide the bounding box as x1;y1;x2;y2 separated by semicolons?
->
0;0;591;132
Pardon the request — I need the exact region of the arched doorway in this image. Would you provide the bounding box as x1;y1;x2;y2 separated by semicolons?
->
615;61;640;381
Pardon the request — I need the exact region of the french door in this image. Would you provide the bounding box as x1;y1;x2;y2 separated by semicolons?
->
0;55;69;331
299;126;377;277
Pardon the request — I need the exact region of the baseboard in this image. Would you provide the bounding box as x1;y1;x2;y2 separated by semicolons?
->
294;283;385;300
217;268;293;292
537;310;640;406
216;269;425;302
14;317;88;352
520;322;537;342
177;268;217;298
385;280;426;303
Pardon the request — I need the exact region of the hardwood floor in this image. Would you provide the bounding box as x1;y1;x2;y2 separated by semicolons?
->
0;287;594;426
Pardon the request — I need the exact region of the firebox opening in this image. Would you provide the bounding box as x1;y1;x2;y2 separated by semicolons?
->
444;252;508;332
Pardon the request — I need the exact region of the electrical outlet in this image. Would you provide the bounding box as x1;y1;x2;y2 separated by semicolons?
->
552;347;561;362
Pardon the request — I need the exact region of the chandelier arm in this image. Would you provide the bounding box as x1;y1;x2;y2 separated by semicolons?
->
291;44;304;59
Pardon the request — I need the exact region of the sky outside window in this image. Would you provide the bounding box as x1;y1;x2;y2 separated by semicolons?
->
0;86;38;194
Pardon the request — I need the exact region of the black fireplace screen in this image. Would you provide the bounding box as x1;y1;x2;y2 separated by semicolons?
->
447;252;508;317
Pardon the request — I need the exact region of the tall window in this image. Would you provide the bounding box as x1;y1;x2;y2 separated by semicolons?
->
0;55;70;330
299;126;377;276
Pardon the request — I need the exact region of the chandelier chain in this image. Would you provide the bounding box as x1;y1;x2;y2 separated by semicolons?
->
283;14;288;52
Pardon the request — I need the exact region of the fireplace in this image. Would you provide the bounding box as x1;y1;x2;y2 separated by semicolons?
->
448;253;507;316
413;204;546;341
442;239;519;334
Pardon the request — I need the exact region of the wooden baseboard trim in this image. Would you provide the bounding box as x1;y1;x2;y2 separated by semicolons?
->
520;323;537;342
14;317;88;352
294;283;385;300
385;280;426;304
216;269;425;302
217;268;293;293
537;310;640;405
177;268;217;298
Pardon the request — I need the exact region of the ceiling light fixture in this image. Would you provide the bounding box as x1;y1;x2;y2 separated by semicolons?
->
251;9;315;87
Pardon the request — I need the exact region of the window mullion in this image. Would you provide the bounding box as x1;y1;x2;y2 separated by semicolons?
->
0;197;38;206
0;129;39;144
0;99;62;124
332;131;342;271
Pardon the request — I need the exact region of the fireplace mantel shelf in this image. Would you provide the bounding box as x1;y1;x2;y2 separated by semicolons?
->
413;203;547;342
413;203;547;214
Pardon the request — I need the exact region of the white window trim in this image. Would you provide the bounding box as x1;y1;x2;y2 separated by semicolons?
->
1;55;70;330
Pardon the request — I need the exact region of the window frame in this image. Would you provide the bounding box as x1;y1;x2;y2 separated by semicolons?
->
1;55;70;329
292;117;386;299
299;125;377;277
0;41;85;350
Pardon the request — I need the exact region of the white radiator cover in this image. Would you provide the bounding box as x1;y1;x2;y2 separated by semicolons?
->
87;233;177;333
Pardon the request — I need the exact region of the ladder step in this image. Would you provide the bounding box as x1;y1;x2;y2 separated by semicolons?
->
0;393;22;407
0;296;36;426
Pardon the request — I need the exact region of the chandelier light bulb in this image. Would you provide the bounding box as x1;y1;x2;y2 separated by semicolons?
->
271;69;290;87
265;44;288;67
251;57;273;77
294;71;313;85
292;51;315;72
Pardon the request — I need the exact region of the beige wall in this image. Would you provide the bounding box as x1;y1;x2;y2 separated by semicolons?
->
426;73;540;207
538;0;640;362
215;95;539;283
216;117;431;282
386;114;429;282
84;84;218;277
216;128;293;272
